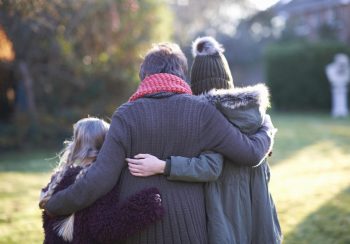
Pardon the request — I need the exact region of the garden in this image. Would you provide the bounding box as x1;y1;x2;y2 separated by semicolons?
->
1;113;350;243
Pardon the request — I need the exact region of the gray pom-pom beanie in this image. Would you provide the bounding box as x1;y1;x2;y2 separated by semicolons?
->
190;36;234;95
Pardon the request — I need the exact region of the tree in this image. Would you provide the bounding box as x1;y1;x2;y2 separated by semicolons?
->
0;0;173;148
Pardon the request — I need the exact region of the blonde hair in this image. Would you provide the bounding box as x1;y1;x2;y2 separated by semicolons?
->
41;117;109;241
43;117;109;199
57;117;110;169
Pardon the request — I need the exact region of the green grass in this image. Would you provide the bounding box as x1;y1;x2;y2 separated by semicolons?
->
0;151;56;244
268;113;350;244
0;113;350;243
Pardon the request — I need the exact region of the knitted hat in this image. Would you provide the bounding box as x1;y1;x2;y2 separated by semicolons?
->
190;36;234;95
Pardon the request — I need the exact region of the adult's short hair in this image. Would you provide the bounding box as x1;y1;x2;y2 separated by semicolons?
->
139;43;188;81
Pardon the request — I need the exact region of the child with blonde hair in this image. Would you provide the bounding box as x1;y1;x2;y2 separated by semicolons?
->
40;117;163;243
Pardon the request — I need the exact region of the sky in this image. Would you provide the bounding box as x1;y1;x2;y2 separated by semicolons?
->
250;0;281;10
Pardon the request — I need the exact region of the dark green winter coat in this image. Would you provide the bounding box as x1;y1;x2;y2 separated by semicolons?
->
166;84;282;244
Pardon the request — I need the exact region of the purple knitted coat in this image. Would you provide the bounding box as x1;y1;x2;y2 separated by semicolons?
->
42;166;164;244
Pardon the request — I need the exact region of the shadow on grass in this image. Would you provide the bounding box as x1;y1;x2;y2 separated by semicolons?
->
285;186;350;244
0;150;57;173
269;113;350;166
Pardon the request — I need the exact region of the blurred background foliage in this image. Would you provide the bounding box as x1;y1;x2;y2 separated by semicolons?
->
0;0;172;149
266;41;350;111
0;0;349;150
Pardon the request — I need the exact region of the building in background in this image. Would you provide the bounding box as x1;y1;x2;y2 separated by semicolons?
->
272;0;350;44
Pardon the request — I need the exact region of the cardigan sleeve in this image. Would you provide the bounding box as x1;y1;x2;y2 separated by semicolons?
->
199;103;274;167
45;112;128;215
166;152;223;182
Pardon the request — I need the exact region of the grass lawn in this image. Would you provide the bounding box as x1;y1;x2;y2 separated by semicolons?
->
0;113;350;243
0;151;56;244
268;113;350;244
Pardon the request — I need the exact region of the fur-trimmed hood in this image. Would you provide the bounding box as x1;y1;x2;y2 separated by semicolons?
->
201;83;271;135
202;83;270;112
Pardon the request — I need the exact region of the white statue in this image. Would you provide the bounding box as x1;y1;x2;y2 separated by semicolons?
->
325;53;350;117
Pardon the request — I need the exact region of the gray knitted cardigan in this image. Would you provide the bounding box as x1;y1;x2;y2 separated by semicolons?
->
46;78;273;244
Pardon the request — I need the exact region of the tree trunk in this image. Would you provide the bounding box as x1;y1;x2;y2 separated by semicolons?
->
18;60;38;125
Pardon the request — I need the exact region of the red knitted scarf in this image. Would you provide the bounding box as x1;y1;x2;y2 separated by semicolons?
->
129;73;192;102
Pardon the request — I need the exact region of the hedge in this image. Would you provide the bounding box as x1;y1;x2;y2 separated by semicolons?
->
265;41;350;111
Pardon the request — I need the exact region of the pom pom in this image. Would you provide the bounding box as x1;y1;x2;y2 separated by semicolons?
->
192;36;224;57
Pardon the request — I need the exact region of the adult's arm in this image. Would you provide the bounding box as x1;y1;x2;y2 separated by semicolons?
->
127;108;275;181
126;152;223;182
199;103;275;167
165;152;223;182
45;112;128;215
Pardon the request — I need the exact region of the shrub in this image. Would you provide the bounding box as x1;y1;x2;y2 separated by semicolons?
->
265;41;350;111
